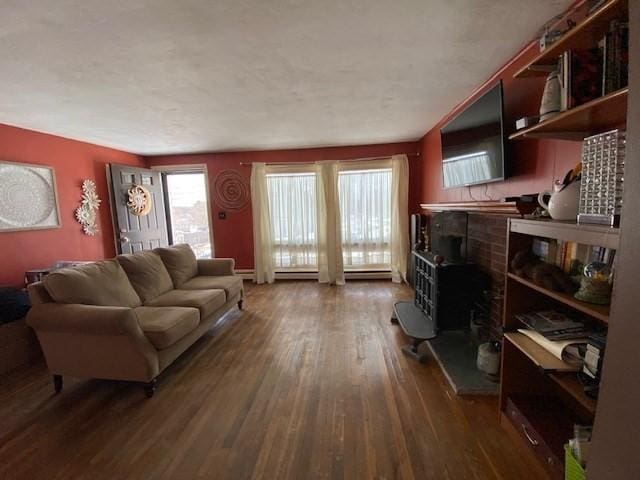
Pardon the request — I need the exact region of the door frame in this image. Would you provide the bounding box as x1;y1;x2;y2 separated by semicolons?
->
150;164;215;258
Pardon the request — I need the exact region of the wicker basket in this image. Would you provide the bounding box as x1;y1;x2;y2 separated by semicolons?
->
565;444;586;480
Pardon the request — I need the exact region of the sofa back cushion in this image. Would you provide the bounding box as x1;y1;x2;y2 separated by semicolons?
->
117;251;174;303
154;244;198;288
43;259;141;307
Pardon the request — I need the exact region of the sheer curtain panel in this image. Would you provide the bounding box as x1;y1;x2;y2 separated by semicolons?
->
338;168;392;270
266;169;318;269
251;163;275;284
316;161;345;285
390;154;409;283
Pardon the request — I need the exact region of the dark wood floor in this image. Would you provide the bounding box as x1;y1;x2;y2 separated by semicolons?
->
0;281;547;479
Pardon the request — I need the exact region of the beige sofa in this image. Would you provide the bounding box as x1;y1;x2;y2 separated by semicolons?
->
26;244;243;397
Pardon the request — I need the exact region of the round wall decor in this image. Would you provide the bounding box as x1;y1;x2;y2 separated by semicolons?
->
127;184;152;216
213;169;249;211
0;162;59;230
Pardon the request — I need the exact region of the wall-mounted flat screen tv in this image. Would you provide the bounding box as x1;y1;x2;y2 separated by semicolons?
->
440;82;506;189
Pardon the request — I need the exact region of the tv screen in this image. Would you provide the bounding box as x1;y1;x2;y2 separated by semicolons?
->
440;82;505;189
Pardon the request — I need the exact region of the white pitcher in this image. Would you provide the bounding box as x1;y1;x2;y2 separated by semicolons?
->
538;180;580;221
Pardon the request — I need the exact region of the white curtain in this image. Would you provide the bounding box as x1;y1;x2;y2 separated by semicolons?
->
251;163;275;284
390;154;409;283
251;155;410;285
339;168;392;269
266;168;318;269
316;161;345;285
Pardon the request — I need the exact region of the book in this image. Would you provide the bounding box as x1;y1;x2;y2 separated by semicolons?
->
603;19;629;95
569;47;603;108
517;329;586;368
559;51;571;111
516;310;589;340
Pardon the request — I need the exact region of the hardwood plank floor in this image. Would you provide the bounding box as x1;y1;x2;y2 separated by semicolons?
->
0;281;548;479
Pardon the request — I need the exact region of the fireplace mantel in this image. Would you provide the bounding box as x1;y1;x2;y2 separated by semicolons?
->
420;200;536;216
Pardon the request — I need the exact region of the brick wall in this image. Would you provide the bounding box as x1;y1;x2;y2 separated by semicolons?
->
466;214;508;339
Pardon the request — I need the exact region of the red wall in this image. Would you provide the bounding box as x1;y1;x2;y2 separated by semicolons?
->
419;41;583;204
146;142;419;270
2;39;581;284
0;124;144;288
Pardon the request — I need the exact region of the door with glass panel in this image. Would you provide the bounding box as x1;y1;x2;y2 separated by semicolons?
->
162;170;214;259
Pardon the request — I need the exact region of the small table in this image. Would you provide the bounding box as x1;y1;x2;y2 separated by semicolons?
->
391;301;436;363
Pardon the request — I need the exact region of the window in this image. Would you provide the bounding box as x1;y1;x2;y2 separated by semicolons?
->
338;168;392;270
266;172;318;269
164;172;212;259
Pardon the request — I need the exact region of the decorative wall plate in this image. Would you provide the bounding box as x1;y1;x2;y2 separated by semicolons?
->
75;179;101;235
0;161;60;232
213;169;249;211
127;184;152;216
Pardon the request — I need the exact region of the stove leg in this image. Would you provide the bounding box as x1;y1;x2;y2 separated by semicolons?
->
401;338;429;363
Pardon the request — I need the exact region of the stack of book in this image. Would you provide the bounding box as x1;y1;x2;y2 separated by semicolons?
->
516;309;593;368
557;17;629;111
583;332;607;380
601;19;629;95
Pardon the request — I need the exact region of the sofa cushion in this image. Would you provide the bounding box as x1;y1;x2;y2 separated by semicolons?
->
134;306;199;350
117;251;174;303
154;244;198;288
43;260;141;308
180;275;243;301
145;289;226;319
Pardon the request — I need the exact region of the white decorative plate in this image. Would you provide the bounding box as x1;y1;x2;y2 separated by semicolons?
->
0;162;60;231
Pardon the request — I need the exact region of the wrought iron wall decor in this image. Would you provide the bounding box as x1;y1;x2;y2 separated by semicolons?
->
213;169;250;211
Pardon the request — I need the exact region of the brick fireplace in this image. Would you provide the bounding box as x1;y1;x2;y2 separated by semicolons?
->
466;214;508;339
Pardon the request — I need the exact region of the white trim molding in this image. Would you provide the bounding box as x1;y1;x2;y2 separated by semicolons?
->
234;269;393;281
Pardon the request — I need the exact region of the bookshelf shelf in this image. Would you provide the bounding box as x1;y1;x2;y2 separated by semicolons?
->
548;372;598;417
508;87;628;141
507;272;610;323
419;200;536;215
503;334;597;416
513;0;628;79
504;332;579;372
509;218;620;250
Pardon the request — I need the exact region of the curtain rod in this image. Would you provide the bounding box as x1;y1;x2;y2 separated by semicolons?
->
238;153;417;166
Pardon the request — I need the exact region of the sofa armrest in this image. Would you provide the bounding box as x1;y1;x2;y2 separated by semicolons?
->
27;304;141;335
26;303;159;382
197;258;235;276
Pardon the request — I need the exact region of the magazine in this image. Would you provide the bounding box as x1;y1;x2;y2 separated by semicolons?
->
516;310;588;340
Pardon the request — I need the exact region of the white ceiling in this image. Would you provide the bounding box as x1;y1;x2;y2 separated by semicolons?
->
0;0;571;155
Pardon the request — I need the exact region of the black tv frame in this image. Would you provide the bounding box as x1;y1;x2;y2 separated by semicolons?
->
440;80;507;190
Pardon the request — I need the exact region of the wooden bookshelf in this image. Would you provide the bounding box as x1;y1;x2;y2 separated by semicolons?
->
509;87;628;141
514;0;628;78
500;1;629;473
507;273;610;323
501;217;615;476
